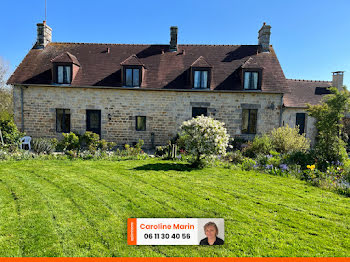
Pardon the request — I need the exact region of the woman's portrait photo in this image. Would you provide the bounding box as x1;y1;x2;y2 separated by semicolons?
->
199;221;224;245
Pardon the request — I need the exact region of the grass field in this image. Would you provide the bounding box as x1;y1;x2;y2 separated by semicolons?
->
0;159;349;257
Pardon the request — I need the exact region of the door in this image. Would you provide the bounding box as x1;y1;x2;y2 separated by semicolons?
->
296;113;306;134
86;110;101;137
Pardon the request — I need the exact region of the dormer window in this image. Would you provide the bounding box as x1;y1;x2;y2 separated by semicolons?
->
191;56;212;90
243;70;262;90
193;70;209;89
57;65;72;84
124;67;141;87
51;52;80;85
120;55;144;88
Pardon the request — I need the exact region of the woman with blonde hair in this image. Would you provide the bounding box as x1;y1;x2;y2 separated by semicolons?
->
199;222;224;245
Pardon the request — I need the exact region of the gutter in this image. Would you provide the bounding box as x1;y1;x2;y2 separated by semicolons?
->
279;94;284;127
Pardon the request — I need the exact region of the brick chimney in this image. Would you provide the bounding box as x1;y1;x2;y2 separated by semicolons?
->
332;71;345;91
35;21;52;49
169;26;178;52
258;22;271;53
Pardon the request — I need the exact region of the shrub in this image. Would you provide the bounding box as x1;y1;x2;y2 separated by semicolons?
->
180;116;230;168
79;131;115;152
31;138;58;154
243;135;274;158
222;150;245;164
57;132;80;152
124;139;144;156
0;119;23;147
269;125;310;154
80;131;100;151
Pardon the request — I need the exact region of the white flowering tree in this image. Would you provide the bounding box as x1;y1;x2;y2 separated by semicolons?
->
180;115;230;167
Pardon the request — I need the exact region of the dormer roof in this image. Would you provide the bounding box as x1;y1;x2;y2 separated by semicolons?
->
120;54;144;66
51;51;81;66
191;56;212;68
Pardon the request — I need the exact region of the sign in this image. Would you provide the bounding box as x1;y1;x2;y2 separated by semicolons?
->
128;218;224;246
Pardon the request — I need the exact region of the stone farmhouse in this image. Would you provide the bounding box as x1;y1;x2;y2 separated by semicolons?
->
7;21;345;148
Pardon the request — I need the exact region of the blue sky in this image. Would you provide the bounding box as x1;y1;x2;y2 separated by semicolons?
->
1;0;349;87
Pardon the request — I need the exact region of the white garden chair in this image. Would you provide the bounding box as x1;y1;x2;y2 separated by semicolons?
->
20;136;31;150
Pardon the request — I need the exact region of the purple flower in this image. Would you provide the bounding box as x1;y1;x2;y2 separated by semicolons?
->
265;164;273;170
266;154;273;159
279;164;288;171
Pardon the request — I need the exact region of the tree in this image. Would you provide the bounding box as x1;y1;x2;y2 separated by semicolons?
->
180;116;230;167
0;57;13;120
307;87;350;169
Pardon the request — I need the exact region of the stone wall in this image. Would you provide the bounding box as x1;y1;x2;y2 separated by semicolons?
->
282;108;317;145
13;86;283;148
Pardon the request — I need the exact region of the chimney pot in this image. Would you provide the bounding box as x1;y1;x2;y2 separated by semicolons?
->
169;26;178;52
35;21;52;49
258;23;271;53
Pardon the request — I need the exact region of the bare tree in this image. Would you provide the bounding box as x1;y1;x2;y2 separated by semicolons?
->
0;56;13;119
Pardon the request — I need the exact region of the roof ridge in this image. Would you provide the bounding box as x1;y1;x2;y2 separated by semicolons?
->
287;78;331;83
49;42;258;47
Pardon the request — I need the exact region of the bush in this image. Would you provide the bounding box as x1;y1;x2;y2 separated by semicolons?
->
79;131;115;152
243;135;273;158
180;116;230;168
80;131;100;151
124;139;144;156
31;138;58;154
57;131;115;156
57;132;80;152
0;119;23;147
222;150;245;164
269;125;310;154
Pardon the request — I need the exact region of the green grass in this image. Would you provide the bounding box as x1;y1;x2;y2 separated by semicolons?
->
0;159;349;257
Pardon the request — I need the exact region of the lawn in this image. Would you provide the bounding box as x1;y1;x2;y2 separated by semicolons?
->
0;159;349;257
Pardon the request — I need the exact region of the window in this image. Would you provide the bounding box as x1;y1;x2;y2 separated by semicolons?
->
243;71;259;90
136;116;146;131
124;67;141;87
193;70;209;89
242;109;257;134
192;107;208;118
57;65;72;84
296;113;306;134
56;109;70;133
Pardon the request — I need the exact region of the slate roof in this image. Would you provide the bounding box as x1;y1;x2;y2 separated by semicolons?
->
284;79;332;108
7;42;288;93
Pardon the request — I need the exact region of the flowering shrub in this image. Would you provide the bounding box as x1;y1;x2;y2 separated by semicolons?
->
180;116;230;167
